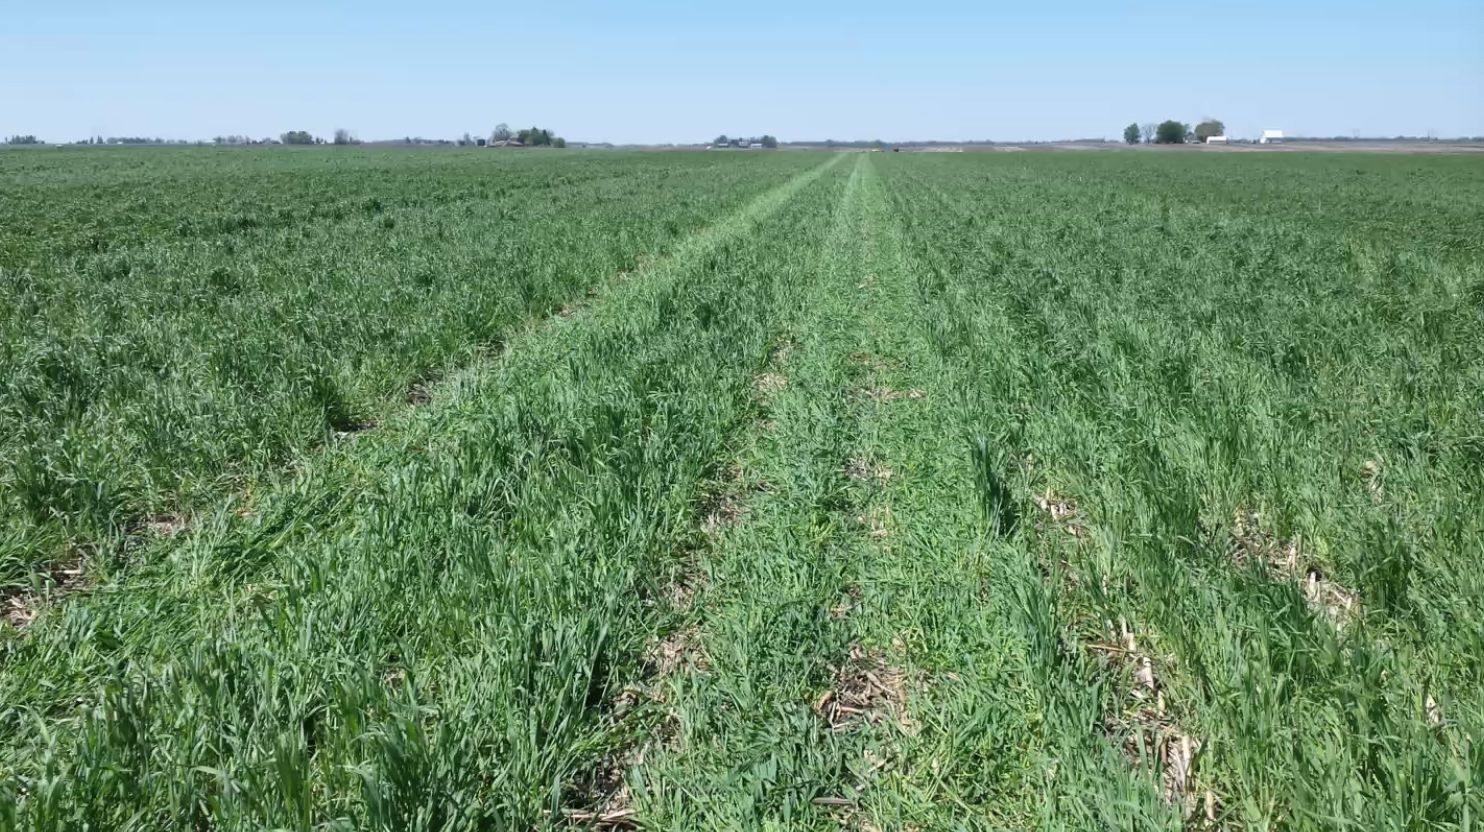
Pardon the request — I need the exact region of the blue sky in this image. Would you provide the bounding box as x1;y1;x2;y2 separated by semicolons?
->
3;0;1480;144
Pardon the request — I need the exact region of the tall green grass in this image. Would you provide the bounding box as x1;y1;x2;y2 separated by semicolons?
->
0;153;849;830
878;151;1484;828
0;148;822;586
2;147;1480;829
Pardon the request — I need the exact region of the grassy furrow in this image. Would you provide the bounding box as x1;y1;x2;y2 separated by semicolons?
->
844;158;1185;830
0;155;847;830
623;156;879;830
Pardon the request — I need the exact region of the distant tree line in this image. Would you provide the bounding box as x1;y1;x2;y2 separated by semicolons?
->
218;136;289;146
1285;134;1484;143
95;136;190;145
1123;119;1224;144
711;135;779;148
810;139;902;149
9;125;1484;151
275;129;359;146
67;137;195;145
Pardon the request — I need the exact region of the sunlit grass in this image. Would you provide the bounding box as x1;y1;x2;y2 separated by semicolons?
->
0;148;822;587
2;147;1480;829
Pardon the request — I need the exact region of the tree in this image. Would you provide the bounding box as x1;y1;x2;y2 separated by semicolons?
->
1123;123;1141;144
1154;120;1187;144
332;128;357;146
514;126;560;147
1140;123;1156;144
281;130;315;145
759;135;778;149
870;139;885;150
553;137;566;148
5;135;40;145
492;123;512;142
1194;119;1225;142
713;135;729;147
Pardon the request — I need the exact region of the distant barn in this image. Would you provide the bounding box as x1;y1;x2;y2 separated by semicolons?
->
1259;130;1284;144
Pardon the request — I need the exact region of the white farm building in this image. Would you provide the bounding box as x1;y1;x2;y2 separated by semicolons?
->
1259;129;1285;144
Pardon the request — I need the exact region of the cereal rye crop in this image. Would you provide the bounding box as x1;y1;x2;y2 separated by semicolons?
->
1;146;1481;830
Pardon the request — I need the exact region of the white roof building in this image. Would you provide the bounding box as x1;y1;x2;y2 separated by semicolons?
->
1259;129;1284;144
1206;135;1228;144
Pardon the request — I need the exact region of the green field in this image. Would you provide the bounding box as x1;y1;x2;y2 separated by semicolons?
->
2;146;1482;830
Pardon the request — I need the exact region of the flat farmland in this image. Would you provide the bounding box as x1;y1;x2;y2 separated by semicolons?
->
2;147;1482;830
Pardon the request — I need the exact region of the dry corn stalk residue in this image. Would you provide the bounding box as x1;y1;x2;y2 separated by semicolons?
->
1094;619;1210;820
816;643;914;734
1232;508;1359;628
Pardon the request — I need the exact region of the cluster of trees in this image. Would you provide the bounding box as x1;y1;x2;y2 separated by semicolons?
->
5;135;41;145
489;124;566;147
277;129;357;146
520;127;565;147
1123;119;1225;144
712;135;779;148
216;135;268;145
